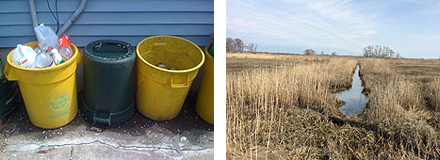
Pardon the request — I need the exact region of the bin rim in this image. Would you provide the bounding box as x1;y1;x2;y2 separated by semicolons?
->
136;35;205;73
6;41;80;72
85;39;135;61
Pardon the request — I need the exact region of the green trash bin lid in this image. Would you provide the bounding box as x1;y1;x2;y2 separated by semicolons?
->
85;39;135;61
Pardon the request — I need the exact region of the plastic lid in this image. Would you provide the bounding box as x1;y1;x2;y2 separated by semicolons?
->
85;40;134;60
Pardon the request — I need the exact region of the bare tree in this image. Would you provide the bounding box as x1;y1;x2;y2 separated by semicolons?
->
363;45;396;58
247;43;259;53
226;37;235;52
234;38;244;52
331;52;336;56
395;52;401;58
363;45;372;57
254;44;258;53
247;43;254;52
226;37;258;53
321;51;324;55
304;49;316;55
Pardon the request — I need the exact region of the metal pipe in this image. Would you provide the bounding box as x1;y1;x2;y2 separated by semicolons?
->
57;0;87;36
28;0;38;28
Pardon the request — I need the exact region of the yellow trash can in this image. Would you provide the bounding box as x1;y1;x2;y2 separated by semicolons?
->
3;41;82;129
136;36;205;121
196;43;214;125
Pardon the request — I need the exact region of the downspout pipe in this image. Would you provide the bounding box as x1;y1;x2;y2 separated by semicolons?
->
29;0;38;28
57;0;87;36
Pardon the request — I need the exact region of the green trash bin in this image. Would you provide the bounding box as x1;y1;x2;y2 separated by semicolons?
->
0;57;18;120
80;40;136;128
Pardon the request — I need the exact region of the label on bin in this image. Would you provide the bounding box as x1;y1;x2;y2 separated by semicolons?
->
46;91;71;119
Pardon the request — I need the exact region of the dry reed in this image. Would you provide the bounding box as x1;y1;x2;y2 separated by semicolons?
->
227;55;356;159
227;53;440;159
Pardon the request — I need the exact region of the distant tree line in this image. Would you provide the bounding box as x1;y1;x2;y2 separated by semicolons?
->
304;49;337;56
304;49;316;55
363;45;400;58
226;37;258;53
303;45;402;58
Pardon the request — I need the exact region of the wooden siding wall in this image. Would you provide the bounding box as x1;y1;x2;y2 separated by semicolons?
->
0;0;214;47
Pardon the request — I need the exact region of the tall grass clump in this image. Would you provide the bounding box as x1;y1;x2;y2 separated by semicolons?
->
227;55;440;159
358;58;394;92
425;78;440;112
424;78;440;132
360;69;440;158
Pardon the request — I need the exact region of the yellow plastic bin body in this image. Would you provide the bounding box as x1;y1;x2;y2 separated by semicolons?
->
196;43;214;125
4;41;82;129
136;36;205;121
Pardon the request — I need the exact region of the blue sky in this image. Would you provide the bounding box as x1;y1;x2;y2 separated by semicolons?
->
227;0;440;58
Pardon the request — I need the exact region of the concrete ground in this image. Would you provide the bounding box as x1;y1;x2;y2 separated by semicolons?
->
0;91;214;160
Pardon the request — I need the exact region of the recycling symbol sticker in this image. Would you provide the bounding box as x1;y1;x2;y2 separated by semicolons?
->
46;91;71;119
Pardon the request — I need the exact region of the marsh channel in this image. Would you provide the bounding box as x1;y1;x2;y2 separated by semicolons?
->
335;65;368;117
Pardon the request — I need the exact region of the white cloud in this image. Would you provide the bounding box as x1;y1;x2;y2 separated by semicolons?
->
227;0;440;57
227;0;374;54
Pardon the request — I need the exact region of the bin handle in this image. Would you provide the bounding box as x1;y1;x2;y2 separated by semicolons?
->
171;73;190;88
93;111;111;126
3;62;18;81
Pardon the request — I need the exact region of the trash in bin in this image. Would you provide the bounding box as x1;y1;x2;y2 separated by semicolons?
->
80;39;136;128
46;47;63;65
136;36;205;121
157;62;166;68
34;48;54;68
196;43;214;125
3;41;82;129
34;23;65;65
11;44;37;68
34;23;59;51
10;24;73;70
157;62;179;70
58;34;74;61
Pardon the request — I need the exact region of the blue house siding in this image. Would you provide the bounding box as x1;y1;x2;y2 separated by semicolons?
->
0;0;214;47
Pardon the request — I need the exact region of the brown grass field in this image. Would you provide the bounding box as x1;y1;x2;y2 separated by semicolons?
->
226;52;440;159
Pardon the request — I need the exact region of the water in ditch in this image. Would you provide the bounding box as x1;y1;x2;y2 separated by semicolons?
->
335;65;368;117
